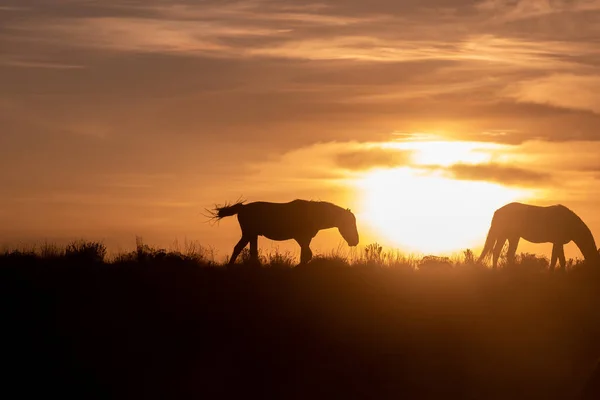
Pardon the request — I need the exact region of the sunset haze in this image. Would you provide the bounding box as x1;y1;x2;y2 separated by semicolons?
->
2;0;600;261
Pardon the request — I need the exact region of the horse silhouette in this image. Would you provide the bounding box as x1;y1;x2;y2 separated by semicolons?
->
211;199;359;266
477;202;600;270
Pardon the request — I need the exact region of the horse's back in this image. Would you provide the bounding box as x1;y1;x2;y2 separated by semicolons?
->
235;200;324;240
245;199;306;206
243;199;323;214
242;200;308;213
493;202;583;243
240;201;289;218
497;202;569;216
237;200;316;224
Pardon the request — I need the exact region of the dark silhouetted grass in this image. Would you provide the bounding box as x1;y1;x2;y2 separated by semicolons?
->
1;239;600;399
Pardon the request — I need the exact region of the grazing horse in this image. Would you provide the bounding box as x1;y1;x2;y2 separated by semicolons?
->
477;202;600;270
211;199;359;265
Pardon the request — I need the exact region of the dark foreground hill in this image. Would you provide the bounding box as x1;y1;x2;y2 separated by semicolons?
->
2;241;600;399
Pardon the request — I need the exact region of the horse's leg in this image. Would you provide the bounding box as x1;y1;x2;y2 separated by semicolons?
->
249;235;260;265
507;236;520;266
557;244;566;271
229;236;249;265
550;244;558;271
301;246;313;264
492;237;506;269
477;225;498;265
295;237;313;266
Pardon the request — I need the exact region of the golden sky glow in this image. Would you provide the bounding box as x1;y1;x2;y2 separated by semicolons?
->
357;170;527;254
353;140;535;254
2;1;600;260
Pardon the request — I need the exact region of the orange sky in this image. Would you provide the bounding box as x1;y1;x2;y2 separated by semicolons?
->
2;0;600;261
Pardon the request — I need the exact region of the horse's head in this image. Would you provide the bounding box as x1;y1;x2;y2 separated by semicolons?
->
338;208;359;247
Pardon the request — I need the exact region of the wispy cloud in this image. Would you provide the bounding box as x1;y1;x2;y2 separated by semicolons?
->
334;147;414;170
506;139;600;172
2;0;600;145
10;192;196;208
504;73;600;114
476;0;600;22
245;141;355;188
10;17;246;54
242;33;596;67
149;2;368;26
4;0;597;68
0;55;84;69
442;162;553;186
0;6;31;12
1;1;374;58
248;140;554;189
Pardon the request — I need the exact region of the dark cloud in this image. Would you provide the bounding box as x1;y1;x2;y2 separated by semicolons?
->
335;147;413;170
444;163;553;186
573;163;600;173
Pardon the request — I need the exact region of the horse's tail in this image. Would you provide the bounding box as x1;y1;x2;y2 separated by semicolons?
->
477;215;498;264
214;201;245;220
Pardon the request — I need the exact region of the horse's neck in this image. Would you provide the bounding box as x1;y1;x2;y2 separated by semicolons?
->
330;207;348;229
315;204;343;229
573;222;599;260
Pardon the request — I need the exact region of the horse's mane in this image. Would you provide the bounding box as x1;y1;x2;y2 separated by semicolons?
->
298;199;352;214
304;199;334;206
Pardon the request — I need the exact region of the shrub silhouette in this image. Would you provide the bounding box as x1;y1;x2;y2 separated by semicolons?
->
265;248;296;269
364;242;384;264
463;249;475;265
418;255;453;271
513;252;549;272
65;240;107;263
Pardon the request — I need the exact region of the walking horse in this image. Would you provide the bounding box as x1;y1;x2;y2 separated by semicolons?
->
210;199;359;266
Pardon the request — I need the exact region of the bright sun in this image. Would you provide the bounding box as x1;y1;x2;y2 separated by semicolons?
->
353;140;536;255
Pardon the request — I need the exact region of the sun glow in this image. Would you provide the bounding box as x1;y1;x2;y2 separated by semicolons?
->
382;140;506;166
354;141;535;255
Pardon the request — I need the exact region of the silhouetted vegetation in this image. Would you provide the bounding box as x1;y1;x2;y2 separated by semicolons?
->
1;239;600;399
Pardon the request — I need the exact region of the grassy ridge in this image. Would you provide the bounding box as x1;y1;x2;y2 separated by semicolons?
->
1;240;600;399
0;238;591;270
